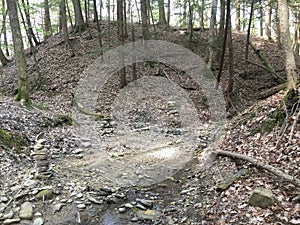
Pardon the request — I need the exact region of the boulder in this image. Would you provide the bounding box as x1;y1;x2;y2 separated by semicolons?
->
249;187;274;208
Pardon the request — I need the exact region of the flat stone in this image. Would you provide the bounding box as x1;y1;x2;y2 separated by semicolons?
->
19;201;33;219
72;148;84;154
24;179;38;188
136;209;160;221
87;195;102;204
80;142;91;148
0;202;6;211
77;204;86;209
130;217;139;222
54;203;64;212
136;204;146;210
137;199;152;208
3;218;21;224
33;217;44;225
2;210;14;219
0;196;9;202
125;203;134;208
118;207;126;213
249;187;274;208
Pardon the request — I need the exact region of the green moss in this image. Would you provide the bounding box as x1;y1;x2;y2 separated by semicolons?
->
51;114;75;126
36;189;53;200
0;129;28;153
261;109;284;133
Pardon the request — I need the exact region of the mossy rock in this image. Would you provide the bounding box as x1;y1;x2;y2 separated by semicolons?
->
36;189;53;200
0;129;28;153
51;114;74;126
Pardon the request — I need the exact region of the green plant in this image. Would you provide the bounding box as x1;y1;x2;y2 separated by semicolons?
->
261;109;284;133
0;129;28;153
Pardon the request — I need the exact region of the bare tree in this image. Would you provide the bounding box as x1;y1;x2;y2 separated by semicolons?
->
158;0;167;26
278;0;299;89
44;0;52;39
7;0;30;104
72;0;86;32
207;0;218;68
60;0;70;47
235;0;241;31
265;0;272;40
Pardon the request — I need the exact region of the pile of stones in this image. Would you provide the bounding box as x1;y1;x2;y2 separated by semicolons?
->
31;134;52;179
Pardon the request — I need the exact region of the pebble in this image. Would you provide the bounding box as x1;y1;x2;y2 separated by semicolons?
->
124;203;134;208
0;203;6;211
72;148;84;154
81;142;91;148
2;210;14;219
3;218;21;224
87;195;102;204
137;199;152;208
0;196;8;202
77;204;86;209
36;189;53;200
130;217;139;222
136;209;159;221
19;201;33;219
24;179;38;188
136;203;146;210
54;203;64;212
33;217;44;225
118;207;126;213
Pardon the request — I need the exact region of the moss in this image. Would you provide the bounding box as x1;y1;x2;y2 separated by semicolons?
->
36;189;53;200
0;129;28;153
261;109;284;133
51;114;75;126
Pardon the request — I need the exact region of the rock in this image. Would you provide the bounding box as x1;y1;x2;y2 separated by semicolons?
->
24;179;38;188
53;203;64;212
130;217;139;222
33;217;44;225
19;201;33;219
3;218;21;224
136;204;146;210
81;142;91;148
77;204;86;209
124;203;134;208
292;194;300;203
118;207;126;213
249;187;275;208
137;199;152;208
36;189;53;200
72;148;84;154
136;209;160;221
0;202;6;212
0;196;9;202
2;210;14;219
87;195;102;204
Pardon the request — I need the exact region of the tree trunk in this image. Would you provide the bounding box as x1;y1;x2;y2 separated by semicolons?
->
216;0;230;87
60;0;70;47
216;0;225;62
207;0;218;68
117;0;126;88
7;0;30;104
158;0;167;26
0;48;9;66
278;0;299;90
141;0;149;40
227;15;234;94
44;0;52;40
293;11;300;54
20;0;40;45
235;0;240;31
66;0;74;27
259;0;263;36
1;0;9;56
265;0;272;39
275;2;281;48
244;0;254;76
167;0;170;25
72;0;86;32
93;0;103;52
188;0;193;48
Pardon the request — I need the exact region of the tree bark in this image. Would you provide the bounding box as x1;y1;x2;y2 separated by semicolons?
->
141;0;149;40
265;0;272;40
117;0;126;88
259;0;263;36
278;0;299;89
60;0;70;47
227;15;234;94
235;0;240;31
0;48;9;66
207;0;218;68
244;0;254;76
1;0;9;56
7;0;30;104
158;0;167;26
44;0;52;40
72;0;86;32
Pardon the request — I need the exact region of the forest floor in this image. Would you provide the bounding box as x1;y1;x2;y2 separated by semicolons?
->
0;22;299;225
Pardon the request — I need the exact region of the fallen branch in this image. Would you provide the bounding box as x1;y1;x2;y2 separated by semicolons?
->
257;83;287;99
213;149;300;187
249;40;286;83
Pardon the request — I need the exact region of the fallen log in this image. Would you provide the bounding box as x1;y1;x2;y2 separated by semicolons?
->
257;83;287;99
213;149;300;187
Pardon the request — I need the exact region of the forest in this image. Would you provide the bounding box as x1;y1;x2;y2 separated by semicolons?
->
0;0;299;224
